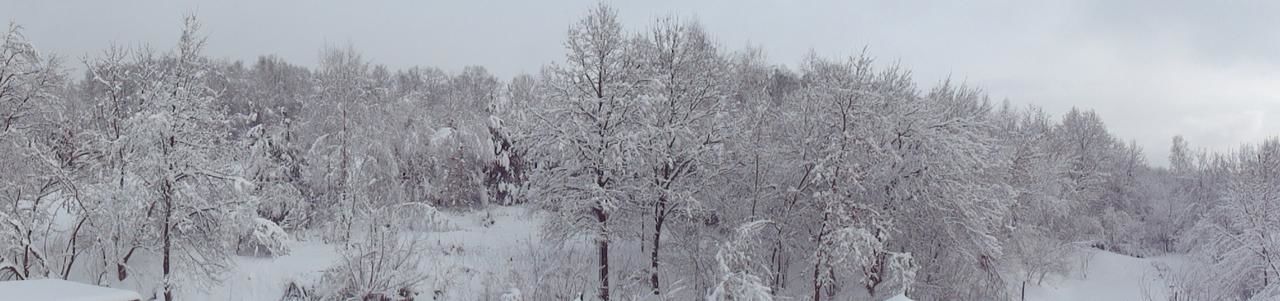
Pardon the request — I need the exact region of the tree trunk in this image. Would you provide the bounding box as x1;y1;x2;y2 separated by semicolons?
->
865;251;887;297
1264;245;1273;287
118;247;137;281
650;195;667;295
22;236;30;278
62;216;88;279
770;236;787;296
594;205;610;301
1021;280;1027;301
812;258;823;301
811;212;834;301
162;179;174;301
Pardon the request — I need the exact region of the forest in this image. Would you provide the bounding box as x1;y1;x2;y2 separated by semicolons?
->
0;4;1274;301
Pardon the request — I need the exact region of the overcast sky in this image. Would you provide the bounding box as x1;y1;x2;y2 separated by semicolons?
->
3;0;1278;165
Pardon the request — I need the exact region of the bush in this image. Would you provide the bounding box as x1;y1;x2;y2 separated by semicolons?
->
390;203;456;232
1007;228;1070;286
237;217;292;257
316;208;430;300
280;281;319;301
708;221;773;301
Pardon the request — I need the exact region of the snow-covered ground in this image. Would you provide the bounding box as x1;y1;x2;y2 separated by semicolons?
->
884;293;914;301
183;207;1181;301
1025;249;1185;301
0;279;143;301
189;205;545;300
202;241;337;300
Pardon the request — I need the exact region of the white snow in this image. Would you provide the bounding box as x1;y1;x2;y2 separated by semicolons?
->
0;279;142;301
40;206;1186;301
200;240;337;300
500;287;523;301
173;207;1192;301
1024;249;1183;301
240;217;293;256
431;127;455;145
883;292;913;301
193;205;543;300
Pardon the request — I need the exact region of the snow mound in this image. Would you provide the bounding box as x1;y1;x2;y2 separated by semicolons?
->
0;279;142;301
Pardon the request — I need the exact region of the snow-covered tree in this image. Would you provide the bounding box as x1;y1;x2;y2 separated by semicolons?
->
0;5;1241;301
0;23;61;133
1184;138;1280;299
708;221;774;301
242;122;306;230
786;54;898;301
119;17;249;300
1152;135;1214;253
718;48;796;296
302;45;380;240
484;73;544;206
529;4;645;300
633;16;730;295
884;82;1010;300
0;21;77;282
78;44;149;285
993;104;1073;296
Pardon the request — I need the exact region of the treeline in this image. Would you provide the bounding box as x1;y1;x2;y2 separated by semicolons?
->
0;17;511;300
515;5;1161;301
0;5;1268;301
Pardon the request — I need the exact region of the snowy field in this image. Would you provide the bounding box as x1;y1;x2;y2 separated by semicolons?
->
0;279;143;301
176;206;1181;301
195;206;545;300
1025;249;1185;301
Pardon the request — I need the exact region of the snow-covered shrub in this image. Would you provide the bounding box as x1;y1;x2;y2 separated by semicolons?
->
427;126;490;208
499;287;523;301
1101;208;1144;256
1161;261;1234;301
236;217;291;257
707;221;773;301
316;208;429;300
1007;228;1070;286
389;202;455;232
484;115;527;206
479;209;501;228
279;280;320;301
254;184;307;230
244;123;308;230
877;252;918;299
503;239;593;301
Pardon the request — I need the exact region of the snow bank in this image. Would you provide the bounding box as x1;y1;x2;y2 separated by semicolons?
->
0;279;142;301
